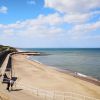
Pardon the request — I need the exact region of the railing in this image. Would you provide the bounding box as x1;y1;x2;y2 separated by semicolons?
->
15;82;100;100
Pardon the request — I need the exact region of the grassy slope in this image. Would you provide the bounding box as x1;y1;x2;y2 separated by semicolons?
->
0;45;17;53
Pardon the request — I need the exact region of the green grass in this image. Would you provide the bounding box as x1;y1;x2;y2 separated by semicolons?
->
0;45;17;52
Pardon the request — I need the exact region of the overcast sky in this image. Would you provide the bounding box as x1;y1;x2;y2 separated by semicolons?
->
0;0;100;48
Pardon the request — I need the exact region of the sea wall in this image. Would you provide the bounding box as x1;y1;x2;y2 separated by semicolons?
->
0;50;10;68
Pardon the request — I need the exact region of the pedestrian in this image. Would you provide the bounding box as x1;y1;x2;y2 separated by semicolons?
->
10;79;14;91
6;79;10;91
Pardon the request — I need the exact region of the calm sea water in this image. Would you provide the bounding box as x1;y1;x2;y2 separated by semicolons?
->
20;48;100;80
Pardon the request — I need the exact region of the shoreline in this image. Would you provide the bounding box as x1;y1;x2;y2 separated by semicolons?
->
1;50;100;99
11;53;100;99
28;56;100;86
16;48;100;86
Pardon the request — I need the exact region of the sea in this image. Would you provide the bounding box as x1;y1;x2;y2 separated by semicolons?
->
20;48;100;80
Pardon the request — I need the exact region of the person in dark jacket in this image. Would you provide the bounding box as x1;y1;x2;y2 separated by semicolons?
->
6;79;10;91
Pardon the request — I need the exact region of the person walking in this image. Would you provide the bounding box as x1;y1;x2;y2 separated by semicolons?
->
10;79;14;90
6;79;10;91
6;78;14;91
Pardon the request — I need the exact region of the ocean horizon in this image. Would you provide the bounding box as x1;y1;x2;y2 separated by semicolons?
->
20;48;100;80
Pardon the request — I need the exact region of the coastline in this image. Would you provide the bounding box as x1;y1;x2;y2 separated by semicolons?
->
26;48;100;81
11;53;100;99
28;56;100;86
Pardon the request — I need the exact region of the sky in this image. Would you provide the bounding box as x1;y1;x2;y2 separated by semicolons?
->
0;0;100;48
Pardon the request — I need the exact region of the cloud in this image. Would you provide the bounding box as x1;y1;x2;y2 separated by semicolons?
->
63;11;100;24
27;0;36;5
0;13;66;47
0;13;64;39
0;11;100;39
0;0;100;47
67;20;100;40
69;21;100;34
44;0;100;25
45;0;100;14
0;6;8;14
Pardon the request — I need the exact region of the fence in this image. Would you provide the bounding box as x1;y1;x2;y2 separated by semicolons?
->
15;82;100;100
1;76;100;100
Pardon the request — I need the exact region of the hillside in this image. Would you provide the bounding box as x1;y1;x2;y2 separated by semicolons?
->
0;45;17;53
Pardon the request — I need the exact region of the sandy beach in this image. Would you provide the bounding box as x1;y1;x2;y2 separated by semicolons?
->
1;53;100;100
4;53;98;100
